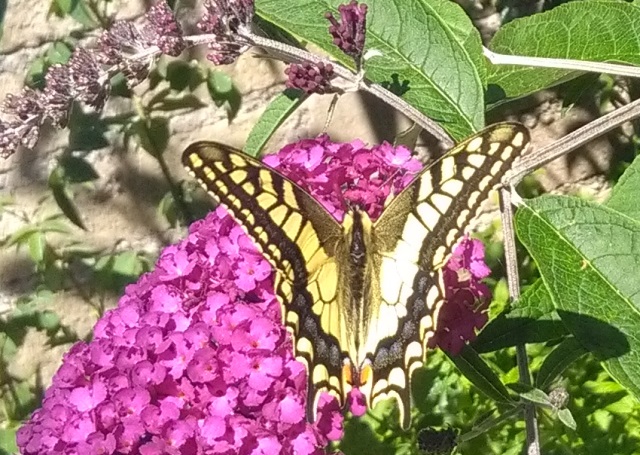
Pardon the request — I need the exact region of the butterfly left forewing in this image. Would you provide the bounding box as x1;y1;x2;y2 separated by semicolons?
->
368;123;530;428
183;143;349;419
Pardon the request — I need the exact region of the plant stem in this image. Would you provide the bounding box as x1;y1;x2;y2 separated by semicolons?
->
499;187;541;455
484;47;640;79
156;148;194;225
240;32;454;148
131;96;194;225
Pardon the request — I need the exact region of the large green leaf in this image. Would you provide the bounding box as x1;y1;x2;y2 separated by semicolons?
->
515;194;640;400
488;0;640;102
244;90;306;156
606;156;640;221
474;279;567;353
257;0;485;140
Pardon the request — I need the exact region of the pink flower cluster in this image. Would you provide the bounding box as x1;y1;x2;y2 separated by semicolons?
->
428;237;492;355
17;206;342;454
262;134;422;222
17;135;491;454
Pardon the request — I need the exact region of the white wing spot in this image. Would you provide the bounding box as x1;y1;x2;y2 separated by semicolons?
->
501;145;514;160
487;142;501;156
512;132;525;147
416;203;440;230
462;166;475;180
430;193;452;214
455;209;470;228
405;341;422;367
440;160;456;181
468;154;485;168
490;160;504;176
467;137;484;152
418;179;434;201
389;368;406;389
432;245;448;269
441;179;464;197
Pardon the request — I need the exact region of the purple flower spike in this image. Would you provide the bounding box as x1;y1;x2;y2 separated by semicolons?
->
0;120;23;158
144;0;186;57
198;0;255;65
284;62;335;94
325;1;368;62
68;49;108;110
427;236;492;355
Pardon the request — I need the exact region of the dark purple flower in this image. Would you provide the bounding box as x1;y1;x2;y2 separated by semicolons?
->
42;64;73;128
68;49;108;109
285;62;336;94
427;236;492;355
3;88;43;121
96;21;154;88
197;0;255;65
144;0;186;57
0;119;32;158
325;1;368;62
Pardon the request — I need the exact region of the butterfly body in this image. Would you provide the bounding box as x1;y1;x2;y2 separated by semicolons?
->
183;123;530;428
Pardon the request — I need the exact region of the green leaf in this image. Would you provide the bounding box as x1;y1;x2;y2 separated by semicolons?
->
58;156;99;183
157;191;180;227
109;72;132;98
38;310;61;330
5;220;70;247
606;152;640;221
207;70;241;121
445;345;513;404
48;166;86;230
244;90;306;157
133;117;170;157
474;280;567;352
515;195;640;400
50;0;97;27
112;251;146;279
508;384;552;407
0;426;19;453
25;41;73;89
46;41;73;65
37;219;72;235
67;109;109;152
152;94;208;111
257;0;485;140
488;0;640;102
253;14;304;48
27;231;46;263
536;337;587;390
557;408;577;431
165;60;203;92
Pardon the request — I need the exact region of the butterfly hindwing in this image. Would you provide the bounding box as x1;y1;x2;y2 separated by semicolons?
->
365;123;530;426
182;144;349;418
